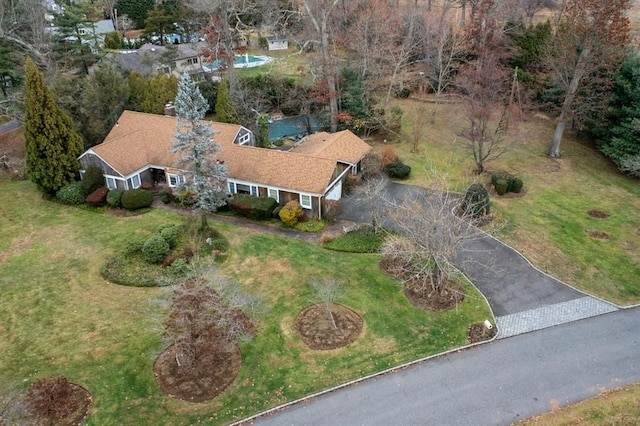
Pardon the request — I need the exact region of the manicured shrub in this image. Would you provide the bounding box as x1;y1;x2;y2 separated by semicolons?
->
56;182;85;205
460;183;490;219
106;189;123;207
159;187;174;204
85;186;108;207
159;225;179;249
510;177;524;193
228;194;278;220
490;171;523;195
124;239;144;254
81;166;106;196
121;188;154;210
386;159;411;179
279;200;304;227
294;219;325;232
494;177;509;195
142;234;170;264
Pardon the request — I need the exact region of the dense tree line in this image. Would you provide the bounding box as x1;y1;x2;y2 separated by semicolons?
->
6;0;640;188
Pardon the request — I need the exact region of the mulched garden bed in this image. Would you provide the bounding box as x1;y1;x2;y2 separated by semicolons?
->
467;322;497;343
587;209;610;219
154;344;242;402
403;279;465;312
295;304;363;350
0;376;92;426
587;230;610;240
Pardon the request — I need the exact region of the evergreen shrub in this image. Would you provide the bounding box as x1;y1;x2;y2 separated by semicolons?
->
386;160;411;179
106;189;123;207
142;234;170;264
121;189;154;210
510;177;524;193
228;194;278;220
82;166;106;196
159;225;179;249
460;183;490;218
56;182;85;205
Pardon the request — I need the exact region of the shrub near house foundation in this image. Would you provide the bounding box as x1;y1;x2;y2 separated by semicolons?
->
121;189;154;210
228;194;278;220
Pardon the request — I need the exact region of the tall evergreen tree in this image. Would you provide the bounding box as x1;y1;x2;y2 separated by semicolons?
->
80;62;130;148
172;73;228;226
214;79;239;124
24;57;83;195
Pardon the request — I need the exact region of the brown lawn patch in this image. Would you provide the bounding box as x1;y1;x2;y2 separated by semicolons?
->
587;230;610;241
587;209;610;219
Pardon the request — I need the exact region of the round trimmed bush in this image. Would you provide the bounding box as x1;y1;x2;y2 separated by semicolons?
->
56;182;85;205
386;159;411;179
510;177;524;193
121;189;154;210
142;234;170;264
460;183;490;218
106;189;123;207
494;177;509;195
82;166;106;196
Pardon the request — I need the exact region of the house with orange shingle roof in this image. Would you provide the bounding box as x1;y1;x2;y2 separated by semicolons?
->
78;110;371;219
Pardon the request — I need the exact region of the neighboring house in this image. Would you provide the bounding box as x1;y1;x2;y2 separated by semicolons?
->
265;35;288;51
115;42;208;80
78;110;371;219
46;19;116;52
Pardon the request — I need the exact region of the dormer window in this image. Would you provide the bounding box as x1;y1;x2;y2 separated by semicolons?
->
237;132;251;145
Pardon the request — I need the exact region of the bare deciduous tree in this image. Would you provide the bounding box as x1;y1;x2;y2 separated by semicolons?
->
382;181;480;296
300;0;340;132
546;0;631;158
165;272;259;368
310;278;342;329
456;54;510;174
351;174;387;232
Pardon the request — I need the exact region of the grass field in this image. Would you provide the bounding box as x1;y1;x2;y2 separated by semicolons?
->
381;98;640;306
0;180;491;424
518;384;640;425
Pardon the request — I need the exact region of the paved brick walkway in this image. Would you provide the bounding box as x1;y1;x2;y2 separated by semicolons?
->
495;296;618;339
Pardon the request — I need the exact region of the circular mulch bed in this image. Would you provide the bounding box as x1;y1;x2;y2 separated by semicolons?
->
467;322;497;343
403;279;465;312
295;304;363;350
0;378;92;426
587;209;610;219
587;230;610;240
154;344;242;402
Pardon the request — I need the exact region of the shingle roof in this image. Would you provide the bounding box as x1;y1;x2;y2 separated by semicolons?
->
85;111;370;195
290;131;372;165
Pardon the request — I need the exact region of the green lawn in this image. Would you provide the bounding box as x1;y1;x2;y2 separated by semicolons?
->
0;180;491;424
385;99;640;305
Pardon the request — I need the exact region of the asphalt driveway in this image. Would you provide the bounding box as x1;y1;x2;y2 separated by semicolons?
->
338;181;617;334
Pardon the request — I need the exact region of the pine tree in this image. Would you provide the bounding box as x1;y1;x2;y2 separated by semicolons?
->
214;79;239;124
24;57;83;195
172;73;228;226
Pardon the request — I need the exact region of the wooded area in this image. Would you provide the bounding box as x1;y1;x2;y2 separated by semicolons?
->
1;0;639;175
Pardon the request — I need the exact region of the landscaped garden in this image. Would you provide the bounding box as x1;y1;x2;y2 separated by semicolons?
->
0;179;492;424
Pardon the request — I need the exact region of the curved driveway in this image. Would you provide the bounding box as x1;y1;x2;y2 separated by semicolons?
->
339;181;618;337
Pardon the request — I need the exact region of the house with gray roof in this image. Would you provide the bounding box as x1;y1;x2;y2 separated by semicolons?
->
115;42;209;80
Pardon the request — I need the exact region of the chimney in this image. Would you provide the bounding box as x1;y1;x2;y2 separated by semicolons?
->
164;102;176;116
